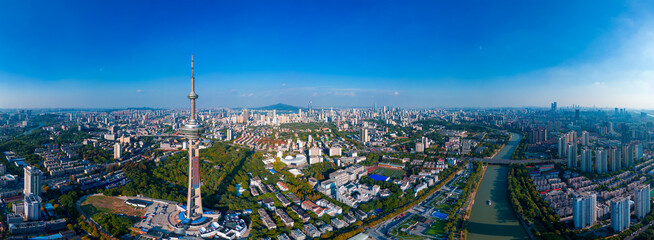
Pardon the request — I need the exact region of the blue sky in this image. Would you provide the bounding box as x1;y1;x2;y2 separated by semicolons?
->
1;1;654;109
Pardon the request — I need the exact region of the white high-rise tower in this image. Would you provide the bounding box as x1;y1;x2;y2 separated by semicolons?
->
180;56;205;222
114;142;121;160
24;165;43;196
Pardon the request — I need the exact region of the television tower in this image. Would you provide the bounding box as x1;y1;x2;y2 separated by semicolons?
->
181;55;205;222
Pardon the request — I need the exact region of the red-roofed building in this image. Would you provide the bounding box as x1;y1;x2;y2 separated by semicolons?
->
277;181;289;191
302;200;318;211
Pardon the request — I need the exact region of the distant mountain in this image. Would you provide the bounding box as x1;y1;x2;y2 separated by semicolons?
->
253;103;303;111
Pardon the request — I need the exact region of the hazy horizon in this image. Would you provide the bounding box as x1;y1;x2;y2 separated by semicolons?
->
2;1;654;109
2;103;654;112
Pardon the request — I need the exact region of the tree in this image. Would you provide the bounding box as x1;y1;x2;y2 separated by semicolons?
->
91;228;100;238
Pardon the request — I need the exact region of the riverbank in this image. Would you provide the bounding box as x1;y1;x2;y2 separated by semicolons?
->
488;132;512;159
460;163;487;239
463;164;487;220
467;132;529;240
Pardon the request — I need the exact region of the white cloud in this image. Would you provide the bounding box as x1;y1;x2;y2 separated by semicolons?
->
333;92;355;96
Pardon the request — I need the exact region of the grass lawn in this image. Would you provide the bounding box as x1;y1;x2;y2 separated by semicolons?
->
372;167;406;179
425;219;447;236
81;195;146;218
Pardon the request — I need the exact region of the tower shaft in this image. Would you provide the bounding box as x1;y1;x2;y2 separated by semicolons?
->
186;140;203;219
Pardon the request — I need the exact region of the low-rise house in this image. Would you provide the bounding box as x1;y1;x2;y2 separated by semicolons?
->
290;205;311;222
303;223;321;238
290;229;307;240
275;208;295;227
257;209;277;229
276;192;291;207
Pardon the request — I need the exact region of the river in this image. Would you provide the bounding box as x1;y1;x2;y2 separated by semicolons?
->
467;132;529;240
20;122;44;136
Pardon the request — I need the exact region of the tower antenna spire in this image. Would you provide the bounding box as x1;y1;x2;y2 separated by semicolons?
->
188;55;198;121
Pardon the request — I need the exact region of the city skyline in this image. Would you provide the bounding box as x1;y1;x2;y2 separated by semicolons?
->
2;1;654;109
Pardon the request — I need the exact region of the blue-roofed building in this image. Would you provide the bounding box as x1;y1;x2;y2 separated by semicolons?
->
369;174;389;182
44;203;54;211
28;233;63;240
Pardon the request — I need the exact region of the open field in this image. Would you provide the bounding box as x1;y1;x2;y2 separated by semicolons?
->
372;167;405;178
425;219;446;236
81;195;146;217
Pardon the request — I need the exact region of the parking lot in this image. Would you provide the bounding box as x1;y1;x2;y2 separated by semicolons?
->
134;202;178;231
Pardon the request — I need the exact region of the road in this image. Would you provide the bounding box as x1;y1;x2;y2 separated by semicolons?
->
625;219;654;240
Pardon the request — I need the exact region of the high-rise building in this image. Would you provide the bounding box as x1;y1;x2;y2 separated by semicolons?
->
329;147;342;157
551;102;557;112
608;146;621;172
622;144;633;167
361;128;369;144
308;100;312;115
581;146;592;172
241;109;249;124
24;194;42;221
610;197;630;232
581;131;589;146
226;128;233;141
595;147;607;174
608;122;614;133
309;147;322;157
180;56;205;222
114;142;121;160
24;166;42;196
558;135;569;157
573;193;597;229
568;131;577;144
635;185;651;219
529;128;547;144
567;143;577;169
635;143;643;160
415;142;425;153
